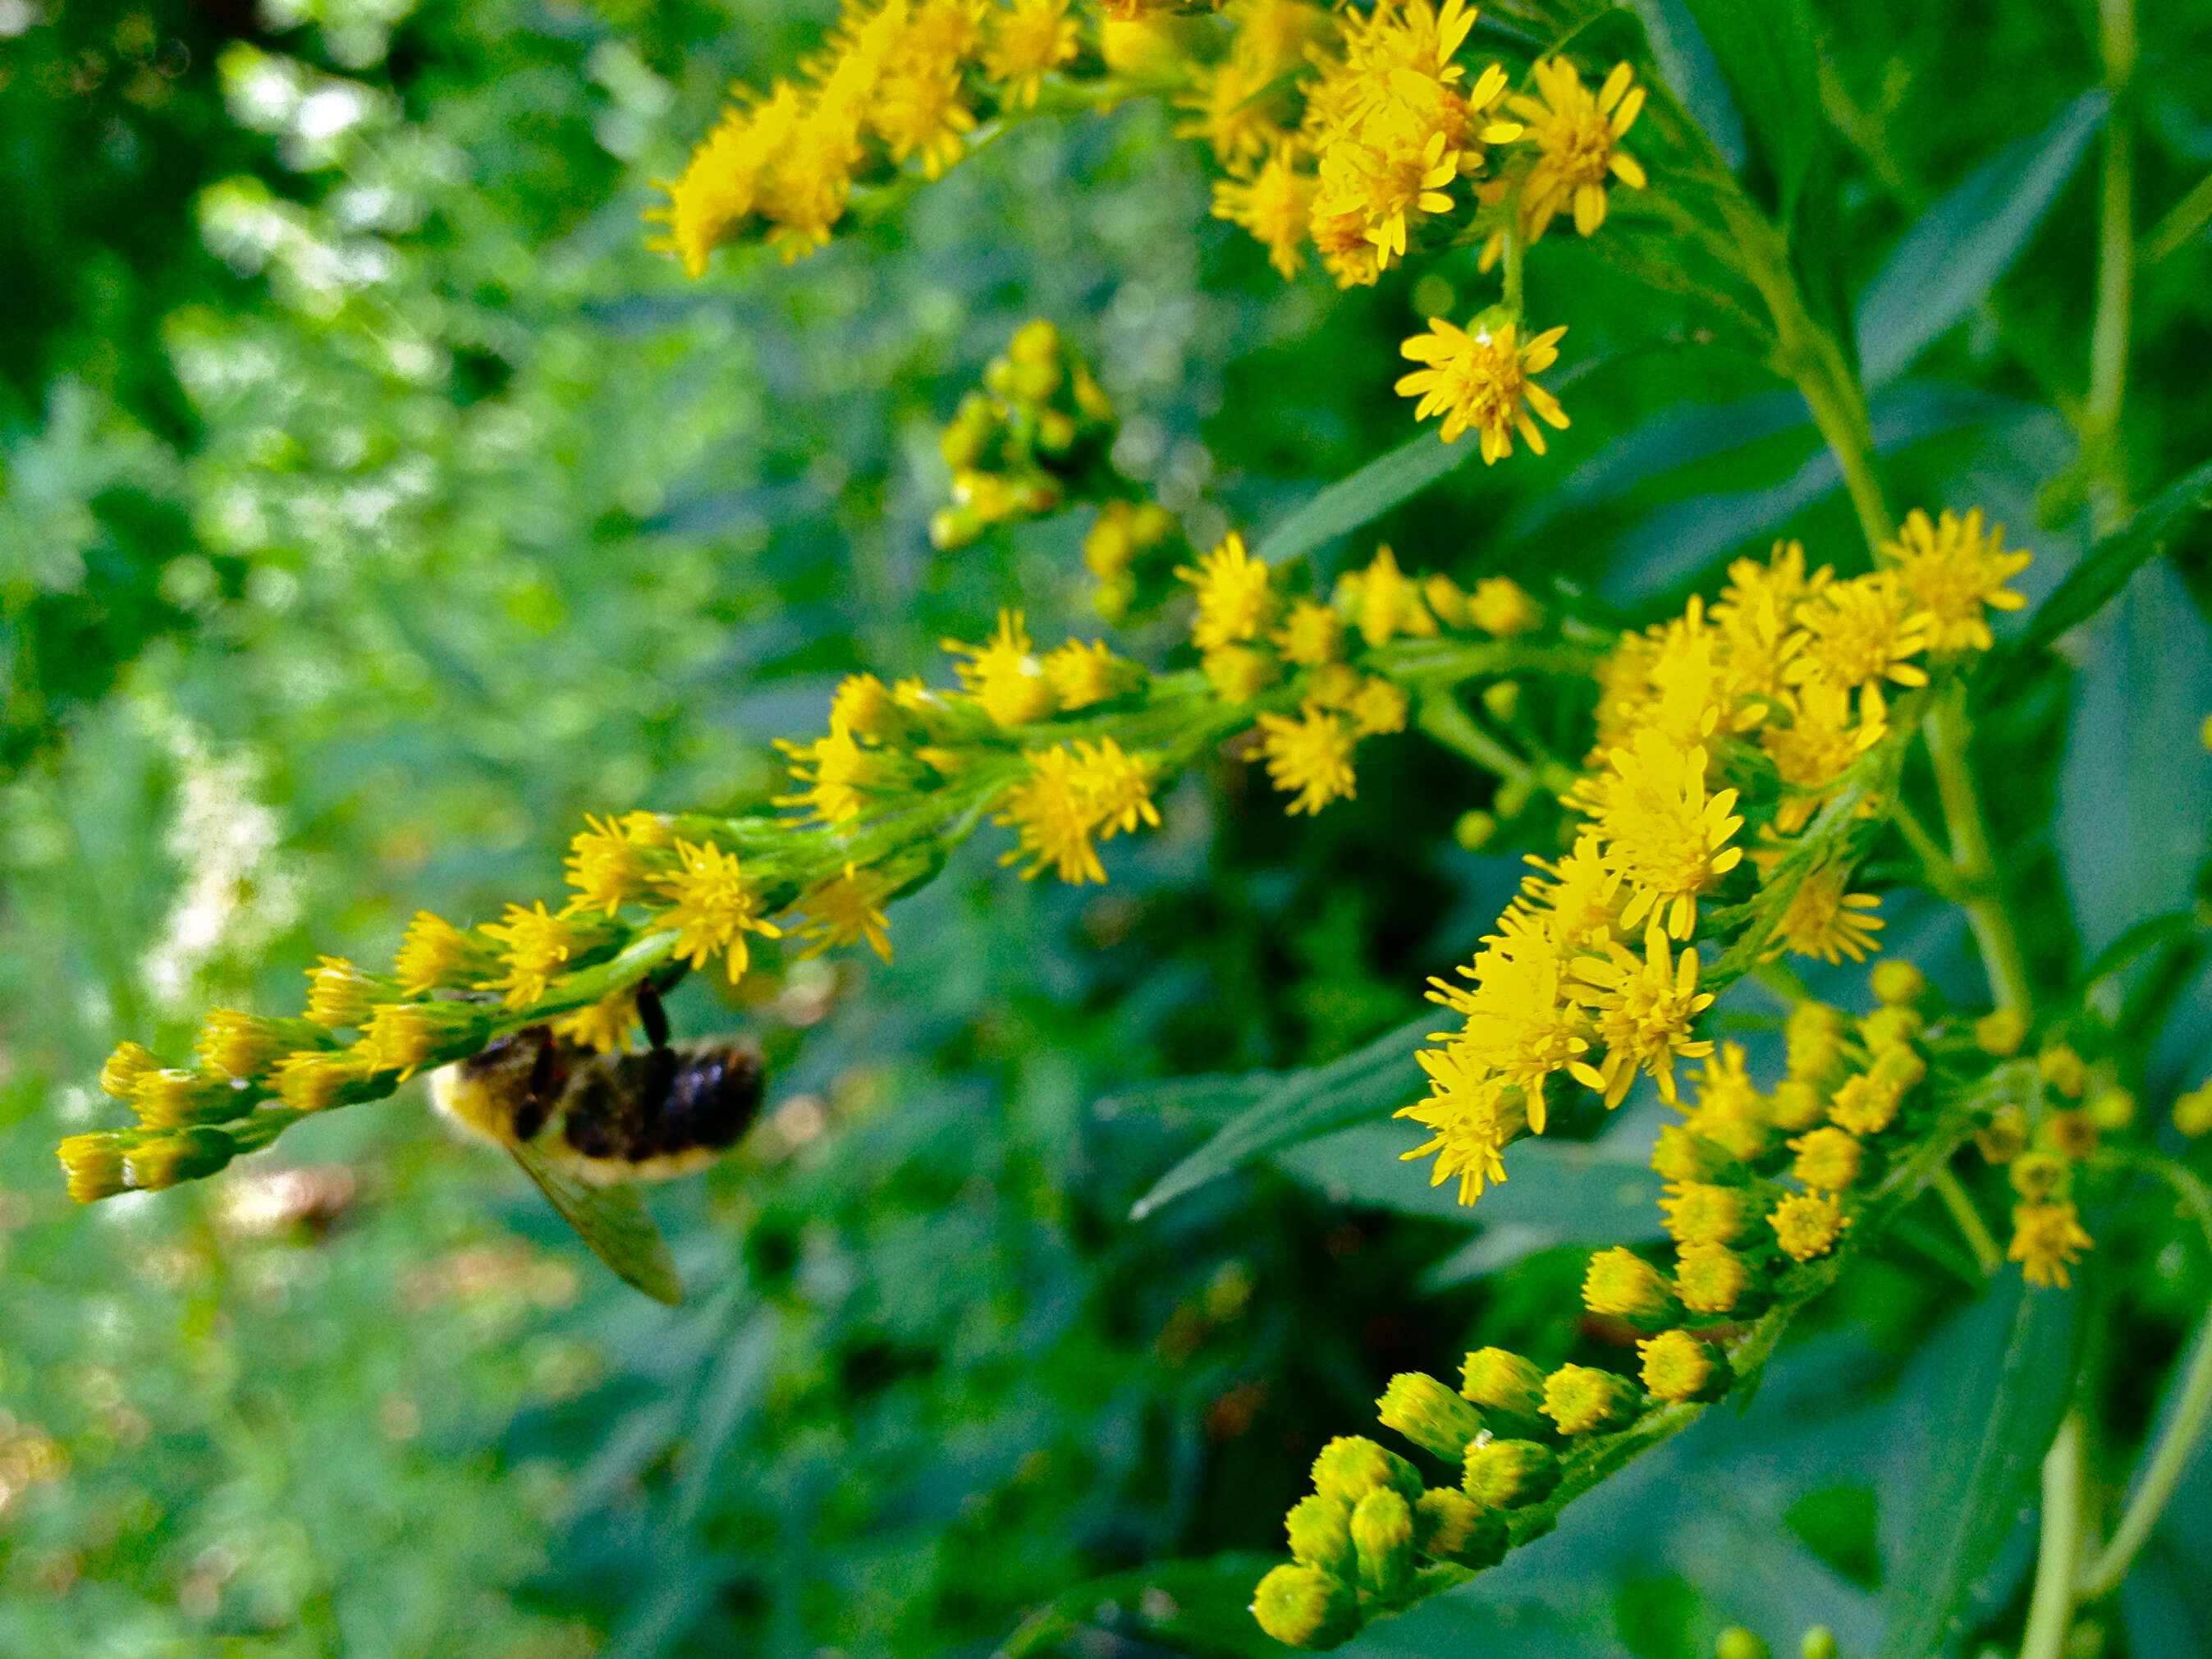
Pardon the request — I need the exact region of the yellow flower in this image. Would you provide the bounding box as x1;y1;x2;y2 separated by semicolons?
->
2008;1200;2092;1288
1344;676;1409;736
944;609;1060;727
1768;868;1885;964
1177;532;1277;651
1223;0;1330;81
756;83;863;262
1785;574;1930;705
657;839;783;983
1212;147;1320;278
1423;922;1588;1134
1396;319;1570;462
1274;598;1345;667
393;910;498;996
996;738;1162;883
1042;638;1145;709
552;992;641;1055
1397;1047;1514;1203
1827;1070;1903;1137
275;1048;380;1114
1467;575;1541;636
1769;1190;1848;1262
479;901;593;1010
1202;644;1283;701
305;956;384;1030
1883;507;2032;653
649;96;784;277
1541;1363;1637;1435
1582;1246;1673;1322
360;1001;483;1081
1517;832;1624;951
1508;59;1647;241
1256;703;1358;814
982;0;1078;108
1335;545;1436;647
98;1041;161;1102
1587;728;1744;939
1176;55;1292;171
1761;680;1885;832
786;864;896;960
830;672;909;740
1568;923;1716;1107
564;812;673;916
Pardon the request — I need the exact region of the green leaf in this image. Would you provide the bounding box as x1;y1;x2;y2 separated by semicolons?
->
1253;432;1472;568
1129;1017;1430;1220
1856;91;2107;389
995;1551;1285;1659
1272;1121;1664;1237
1626;0;1747;167
1875;1276;2081;1659
2054;556;2212;959
1674;0;1825;217
2002;455;2212;664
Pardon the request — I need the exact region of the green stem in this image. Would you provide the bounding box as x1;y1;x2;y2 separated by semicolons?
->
1416;690;1535;787
1890;797;1972;905
1501;215;1526;320
1930;1164;2004;1276
2021;1412;2086;1659
1797;359;1895;555
2086;0;2136;535
1923;686;2035;1016
2078;1157;2212;1599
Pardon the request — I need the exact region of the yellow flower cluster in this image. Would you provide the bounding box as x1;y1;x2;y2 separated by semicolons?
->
650;0;1080;273
1175;537;1540;816
1401;519;2033;1208
1970;1038;2111;1288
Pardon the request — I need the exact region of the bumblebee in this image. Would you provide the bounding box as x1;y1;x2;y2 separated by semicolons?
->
430;984;763;1304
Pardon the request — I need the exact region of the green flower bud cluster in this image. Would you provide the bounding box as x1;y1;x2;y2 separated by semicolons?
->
929;319;1123;551
1253;1433;1508;1649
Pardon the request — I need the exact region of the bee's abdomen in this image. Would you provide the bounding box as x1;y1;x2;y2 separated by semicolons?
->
557;1044;764;1167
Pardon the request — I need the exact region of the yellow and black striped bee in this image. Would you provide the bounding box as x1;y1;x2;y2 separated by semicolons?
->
431;985;763;1304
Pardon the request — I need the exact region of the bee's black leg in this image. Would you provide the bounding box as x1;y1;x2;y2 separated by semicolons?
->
638;981;671;1052
514;1027;558;1143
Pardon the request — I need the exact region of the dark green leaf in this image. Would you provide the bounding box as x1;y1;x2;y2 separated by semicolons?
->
1129;1018;1429;1219
1627;0;1747;167
1675;0;1825;216
1876;1276;2081;1659
2002;456;2212;663
1272;1121;1663;1237
1857;91;2107;388
2053;558;2212;958
995;1552;1285;1659
1253;431;1472;568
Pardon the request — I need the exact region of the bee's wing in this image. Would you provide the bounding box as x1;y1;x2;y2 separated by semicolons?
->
507;1139;684;1306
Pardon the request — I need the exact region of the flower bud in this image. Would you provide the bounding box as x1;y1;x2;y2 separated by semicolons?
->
1582;1247;1676;1326
2009;1148;2069;1202
57;1134;131;1203
1975;1006;2028;1056
98;1042;162;1101
1201;644;1280;702
1788;1127;1864;1193
1660;1182;1746;1246
1769;1191;1848;1263
305;957;391;1029
1454;809;1498;851
2045;1109;2097;1160
1377;1372;1485;1462
1422;573;1469;629
1252;1563;1358;1650
1799;1629;1839;1659
1480;680;1520;722
1006;318;1060;364
1868;960;1926;1005
2088;1086;2136;1130
1827;1074;1902;1137
1675;1242;1751;1315
1784;1001;1848;1084
1868;1043;1926;1093
1541;1364;1638;1437
1651;1125;1738;1185
1414;1488;1507;1569
1285;1494;1354;1578
2037;1043;2089;1098
132;1067;249;1130
2174;1084;2212;1139
1349;1487;1415;1600
1769;1078;1826;1133
1461;1438;1559;1508
1859;1006;1921;1051
1715;1629;1769;1659
1459;1347;1546;1420
1637;1328;1721;1402
1975;1101;2027;1163
123;1125;236;1190
1467;575;1540;637
1310;1436;1421;1509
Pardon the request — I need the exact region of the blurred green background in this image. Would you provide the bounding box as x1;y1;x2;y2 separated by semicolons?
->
2;0;2211;1654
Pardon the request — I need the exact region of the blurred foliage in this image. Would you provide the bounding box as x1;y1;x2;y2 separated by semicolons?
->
0;0;2209;1654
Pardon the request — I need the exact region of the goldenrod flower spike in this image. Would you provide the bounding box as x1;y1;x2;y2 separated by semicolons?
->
1395;319;1570;461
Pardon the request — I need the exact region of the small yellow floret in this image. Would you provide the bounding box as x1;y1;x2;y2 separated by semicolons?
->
1674;1240;1749;1313
1256;703;1359;815
657;838;782;983
1637;1328;1716;1402
1177;532;1276;651
2008;1199;2092;1288
1883;507;2031;653
1769;1190;1848;1262
945;610;1059;727
1396;319;1569;463
1540;1363;1637;1436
